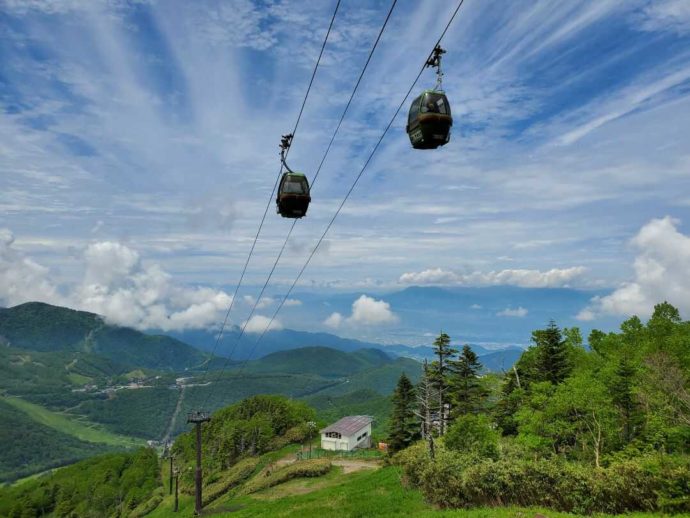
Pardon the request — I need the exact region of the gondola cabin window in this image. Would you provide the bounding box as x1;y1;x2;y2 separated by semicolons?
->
283;177;308;194
408;95;422;125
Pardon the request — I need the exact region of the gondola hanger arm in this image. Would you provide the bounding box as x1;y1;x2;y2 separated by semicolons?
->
426;44;446;90
280;133;295;174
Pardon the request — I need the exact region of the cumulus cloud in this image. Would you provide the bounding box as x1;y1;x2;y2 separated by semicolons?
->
283;298;302;307
323;295;398;329
0;228;63;307
497;306;528;318
349;295;398;325
578;217;690;320
399;266;587;288
324;312;344;329
0;230;233;331
243;314;282;334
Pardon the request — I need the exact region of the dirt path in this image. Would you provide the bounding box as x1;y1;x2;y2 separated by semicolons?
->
330;459;381;474
161;385;184;445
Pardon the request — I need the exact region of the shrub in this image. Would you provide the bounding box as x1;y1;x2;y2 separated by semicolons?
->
396;444;690;514
202;457;260;506
240;458;331;494
444;414;500;460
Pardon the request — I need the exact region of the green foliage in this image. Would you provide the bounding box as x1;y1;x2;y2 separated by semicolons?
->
0;400;114;483
78;387;180;440
0;301;208;370
396;442;690;514
173;395;315;489
0;448;160;517
202;457;260;506
239;458;331;494
449;345;484;418
444;414;500;460
533;320;571;384
244;347;391;378
389;373;419;452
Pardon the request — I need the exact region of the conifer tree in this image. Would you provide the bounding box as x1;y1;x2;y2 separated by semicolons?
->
610;357;641;444
389;373;419;452
533;320;571;384
430;332;457;435
450;345;484;418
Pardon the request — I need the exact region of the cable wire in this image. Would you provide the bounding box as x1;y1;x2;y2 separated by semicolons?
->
198;0;400;408
311;0;398;188
220;0;467;395
194;0;341;385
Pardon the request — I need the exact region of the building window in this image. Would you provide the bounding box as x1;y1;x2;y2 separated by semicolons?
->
325;432;341;439
356;431;368;441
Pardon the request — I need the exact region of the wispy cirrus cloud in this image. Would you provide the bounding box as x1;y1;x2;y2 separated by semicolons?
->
1;0;689;337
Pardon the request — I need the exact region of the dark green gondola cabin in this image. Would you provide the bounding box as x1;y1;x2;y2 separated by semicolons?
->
277;171;311;218
406;89;452;149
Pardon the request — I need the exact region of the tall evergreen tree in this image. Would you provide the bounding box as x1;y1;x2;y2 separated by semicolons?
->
533;320;571;384
610;357;641;444
430;332;457;435
450;345;484;418
389;373;419;452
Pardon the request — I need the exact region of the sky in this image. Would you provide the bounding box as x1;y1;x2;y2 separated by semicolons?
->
1;0;690;341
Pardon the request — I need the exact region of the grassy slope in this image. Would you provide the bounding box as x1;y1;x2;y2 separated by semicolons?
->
0;400;114;483
147;465;668;518
2;396;141;448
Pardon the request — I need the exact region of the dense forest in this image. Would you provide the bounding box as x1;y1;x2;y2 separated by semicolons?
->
391;302;690;513
0;449;159;517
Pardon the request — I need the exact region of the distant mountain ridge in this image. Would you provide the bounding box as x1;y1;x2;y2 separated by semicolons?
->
0;302;207;371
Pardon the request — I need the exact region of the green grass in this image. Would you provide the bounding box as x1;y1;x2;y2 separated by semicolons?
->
67;372;92;385
1;395;142;448
148;465;681;517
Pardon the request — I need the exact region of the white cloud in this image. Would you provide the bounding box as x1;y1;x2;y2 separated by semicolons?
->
283;298;302;307
0;228;63;307
470;304;482;310
497;306;529;318
399;266;587;288
348;295;398;326
323;312;343;329
243;295;275;310
579;217;690;320
323;295;398;329
243;314;282;334
638;0;690;35
0;230;233;331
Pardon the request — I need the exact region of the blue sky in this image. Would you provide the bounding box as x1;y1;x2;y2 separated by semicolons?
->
1;0;690;341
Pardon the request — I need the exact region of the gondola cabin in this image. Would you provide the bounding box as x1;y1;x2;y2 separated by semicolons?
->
406;89;452;149
276;171;311;218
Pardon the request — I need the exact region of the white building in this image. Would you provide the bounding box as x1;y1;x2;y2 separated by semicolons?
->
320;415;373;451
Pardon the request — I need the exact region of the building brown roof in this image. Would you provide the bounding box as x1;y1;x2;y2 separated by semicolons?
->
321;415;373;436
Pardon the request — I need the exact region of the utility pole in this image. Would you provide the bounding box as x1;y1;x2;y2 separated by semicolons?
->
307;421;316;459
169;454;174;495
173;467;180;513
187;410;211;516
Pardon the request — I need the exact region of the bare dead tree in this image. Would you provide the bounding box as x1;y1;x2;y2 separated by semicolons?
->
414;360;439;459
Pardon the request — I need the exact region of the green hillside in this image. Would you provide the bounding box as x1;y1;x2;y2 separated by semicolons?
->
243;346;394;378
0;399;114;483
0;302;207;371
